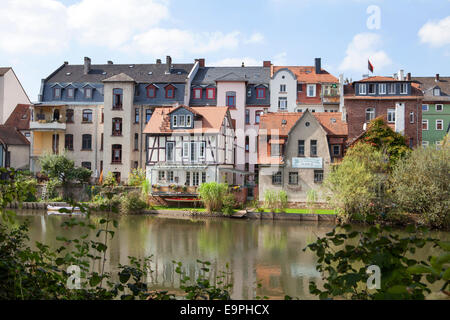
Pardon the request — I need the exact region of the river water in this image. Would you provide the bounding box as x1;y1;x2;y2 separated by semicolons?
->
12;210;450;300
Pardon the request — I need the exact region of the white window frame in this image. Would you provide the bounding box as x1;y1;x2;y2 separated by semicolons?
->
307;84;316;97
167;171;174;183
199;141;206;158
422;104;429;112
436;119;444;130
365;107;375;121
193;172;200;186
158;171;165;181
193;88;201;99
436;141;443;150
368;83;376;95
279;97;287;110
387;108;396;123
332;145;341;156
409;112;414;124
433;88;441;96
85;88;92;98
166;142;175;161
280;84;286;92
54;87;61;98
379;83;386;95
436;104;443;112
422;119;428;131
179;115;185;127
186;115;192;127
67;88;74;98
388;83;396;94
182;141;189;158
400;83;408;94
173;115;178;127
359;83;367;95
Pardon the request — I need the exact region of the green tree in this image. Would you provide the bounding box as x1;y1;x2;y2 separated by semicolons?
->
39;153;91;184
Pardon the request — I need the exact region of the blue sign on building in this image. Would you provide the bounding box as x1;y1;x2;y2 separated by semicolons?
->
292;157;323;169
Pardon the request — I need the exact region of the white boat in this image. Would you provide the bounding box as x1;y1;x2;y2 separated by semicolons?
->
47;205;84;215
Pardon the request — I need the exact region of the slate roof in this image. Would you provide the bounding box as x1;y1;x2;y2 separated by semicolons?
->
0;67;11;76
343;83;423;99
45;63;195;83
4;104;30;130
192;67;270;85
272;66;338;84
0;125;30;145
412;76;450;102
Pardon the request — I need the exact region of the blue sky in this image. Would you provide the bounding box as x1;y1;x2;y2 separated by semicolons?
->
1;0;449;102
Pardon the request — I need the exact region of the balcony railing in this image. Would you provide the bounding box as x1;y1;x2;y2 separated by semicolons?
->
30;120;66;131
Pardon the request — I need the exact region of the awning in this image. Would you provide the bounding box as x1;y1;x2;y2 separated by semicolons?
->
269;139;285;144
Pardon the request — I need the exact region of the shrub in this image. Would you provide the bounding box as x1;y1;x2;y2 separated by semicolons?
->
45;178;61;200
198;182;228;213
102;172;118;187
390;145;450;228
222;193;236;216
264;190;288;213
73;167;92;184
306;189;318;214
120;192;147;215
128;168;146;187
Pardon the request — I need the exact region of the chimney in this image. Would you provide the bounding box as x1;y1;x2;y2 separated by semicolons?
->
435;74;440;82
315;58;321;74
241;62;245;67
196;58;205;68
407;72;411;81
107;60;113;65
64;61;68;65
263;60;271;67
166;55;172;73
84;57;91;75
397;70;404;81
156;59;161;64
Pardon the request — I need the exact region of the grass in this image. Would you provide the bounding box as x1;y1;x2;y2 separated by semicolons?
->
263;208;336;215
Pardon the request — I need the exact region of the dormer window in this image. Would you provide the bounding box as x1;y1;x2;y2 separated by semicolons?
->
388;83;396;94
67;88;74;98
256;87;266;99
165;85;175;99
84;87;93;99
54;87;61;99
359;83;367;95
379;83;386;95
368;83;375;94
172;113;192;128
146;84;157;98
433;88;441;96
400;83;408;94
206;88;215;99
193;88;202;99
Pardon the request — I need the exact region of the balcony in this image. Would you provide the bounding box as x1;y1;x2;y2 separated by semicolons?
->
30;120;66;131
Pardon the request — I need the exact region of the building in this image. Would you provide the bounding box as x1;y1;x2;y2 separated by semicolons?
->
344;71;423;148
0;67;31;124
189;61;270;193
0;125;30;169
31;56;198;182
269;58;341;113
258;110;347;202
4;104;31;142
144;105;235;198
412;74;450;148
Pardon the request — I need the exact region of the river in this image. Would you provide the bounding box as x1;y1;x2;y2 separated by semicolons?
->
12;210;450;300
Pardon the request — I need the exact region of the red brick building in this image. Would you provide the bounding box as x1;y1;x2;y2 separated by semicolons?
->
344;73;423;147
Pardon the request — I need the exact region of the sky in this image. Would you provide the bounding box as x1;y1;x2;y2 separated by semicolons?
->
1;0;449;102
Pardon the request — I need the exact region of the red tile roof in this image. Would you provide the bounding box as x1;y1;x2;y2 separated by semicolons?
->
273;66;338;84
4;104;30;130
0;125;29;145
143;106;230;134
357;76;399;82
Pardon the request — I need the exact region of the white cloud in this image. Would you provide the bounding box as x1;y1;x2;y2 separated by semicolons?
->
244;33;265;44
339;32;391;73
272;52;287;65
211;57;262;67
418;16;450;47
67;0;169;48
0;0;69;54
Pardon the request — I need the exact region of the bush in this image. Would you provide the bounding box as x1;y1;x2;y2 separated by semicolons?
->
102;172;118;187
120;192;147;215
73;167;92;184
90;193;121;210
128;168;146;187
222;193;236;216
198;182;228;213
390;145;450;228
264;190;288;213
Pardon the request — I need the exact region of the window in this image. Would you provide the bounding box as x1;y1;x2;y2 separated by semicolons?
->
186;115;192;127
410;112;415;124
166;142;174;161
183;142;189;158
409;138;414;148
134;161;139;169
158;171;165;181
422;141;429;147
193;88;202;99
297;83;303;92
245;136;249;152
82;134;92;150
193;172;200;186
52;134;59;154
310;140;317;157
298;140;305;156
388;83;395;94
379;83;386;95
113;88;123;109
271;143;280;157
146;85;156;98
111;144;122;163
278;97;287;110
433;88;441;96
66;109;74;123
81;162;91;170
112;118;122;136
314;170;324;183
179;115;185;127
100;133;103;150
202;172;206;184
165;86;175;99
400;83;408;94
307;84;316;97
288;172;298;185
255;111;262;124
54;87;61;99
67;88;74;98
387;109;396;123
226;93;236;108
422;119;428;130
436;104;443;112
256;88;265;99
368;83;375;94
245;109;250;124
365;108;375;121
84;87;92;99
173;115;177;127
134;133;139;150
272;172;282;185
199;141;206;158
436;120;443;130
436;141;443;150
101;110;104;123
145;109;153;123
332;145;341;156
185;172;190;185
359;83;367;95
190;141;197;162
82;109;92;123
280;84;286;92
135;108;139;123
65;134;73;151
422;104;429;111
206;88;215;99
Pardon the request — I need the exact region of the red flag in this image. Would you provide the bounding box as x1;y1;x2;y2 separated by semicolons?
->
368;60;374;73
